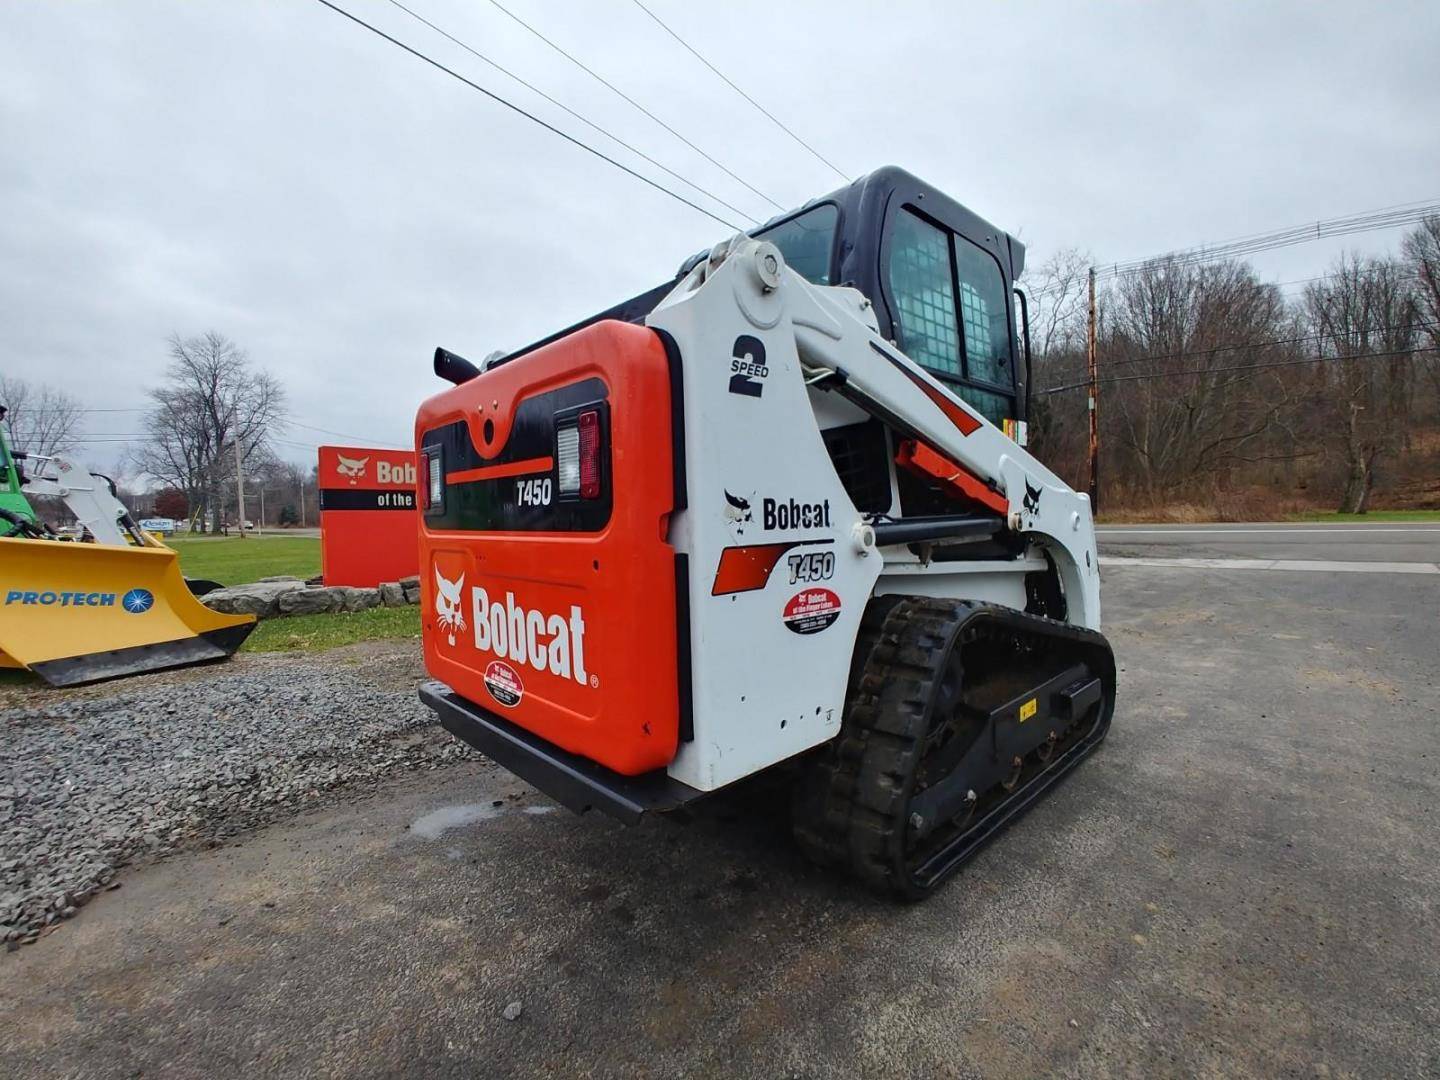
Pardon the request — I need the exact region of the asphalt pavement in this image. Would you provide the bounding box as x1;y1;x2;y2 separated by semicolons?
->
3;526;1438;1077
1097;520;1440;564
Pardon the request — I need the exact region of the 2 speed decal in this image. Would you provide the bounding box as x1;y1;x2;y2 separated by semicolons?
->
729;335;767;398
783;588;841;635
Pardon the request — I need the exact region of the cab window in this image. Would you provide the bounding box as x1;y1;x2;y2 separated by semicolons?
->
885;206;1015;424
953;234;1013;388
886;209;961;376
757;204;838;285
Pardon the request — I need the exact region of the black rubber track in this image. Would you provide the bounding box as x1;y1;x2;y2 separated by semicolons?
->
793;595;1114;899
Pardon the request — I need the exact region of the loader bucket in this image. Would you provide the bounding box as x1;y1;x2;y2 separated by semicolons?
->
0;537;256;686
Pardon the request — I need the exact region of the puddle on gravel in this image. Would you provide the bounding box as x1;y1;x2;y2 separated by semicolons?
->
409;802;557;838
410;803;504;838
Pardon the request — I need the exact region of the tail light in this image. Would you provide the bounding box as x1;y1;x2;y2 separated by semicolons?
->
557;408;604;501
578;410;601;500
556;425;581;495
422;447;444;514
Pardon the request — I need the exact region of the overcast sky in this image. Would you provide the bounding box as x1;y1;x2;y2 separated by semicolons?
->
2;0;1437;478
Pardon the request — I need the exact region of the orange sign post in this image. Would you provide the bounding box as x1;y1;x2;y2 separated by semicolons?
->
317;445;420;587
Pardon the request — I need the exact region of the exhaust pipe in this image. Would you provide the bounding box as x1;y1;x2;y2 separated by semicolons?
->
434;347;481;386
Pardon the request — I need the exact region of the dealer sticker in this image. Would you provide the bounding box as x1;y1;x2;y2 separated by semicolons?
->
783;588;841;635
483;660;525;708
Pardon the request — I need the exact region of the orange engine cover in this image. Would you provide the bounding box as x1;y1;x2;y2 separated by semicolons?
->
416;321;680;775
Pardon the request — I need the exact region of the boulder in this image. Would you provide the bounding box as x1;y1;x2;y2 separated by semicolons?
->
277;587;343;616
398;575;420;589
336;586;381;613
256;575;303;584
379;582;407;608
201;581;302;618
402;584;422;605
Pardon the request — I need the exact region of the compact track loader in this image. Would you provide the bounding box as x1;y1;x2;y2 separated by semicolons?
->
0;420;254;686
416;167;1115;896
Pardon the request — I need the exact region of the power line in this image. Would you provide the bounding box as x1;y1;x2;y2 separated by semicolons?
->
381;0;759;225
1040;344;1433;395
483;0;783;212
1097;201;1440;279
1029;253;1433;303
286;419;406;446
626;0;849;184
308;0;741;230
68;408;403;448
1125;194;1440;259
1094;321;1440;372
1027;199;1440;302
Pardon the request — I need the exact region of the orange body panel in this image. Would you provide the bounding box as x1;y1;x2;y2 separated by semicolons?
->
416;321;679;776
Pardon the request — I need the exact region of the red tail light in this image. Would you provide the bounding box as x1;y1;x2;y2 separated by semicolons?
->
578;409;601;499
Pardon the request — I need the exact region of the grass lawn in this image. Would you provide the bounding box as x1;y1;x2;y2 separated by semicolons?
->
1286;509;1440;523
168;534;321;586
243;604;421;653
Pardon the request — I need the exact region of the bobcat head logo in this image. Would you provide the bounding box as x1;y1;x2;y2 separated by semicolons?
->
336;454;369;485
724;489;752;525
1023;480;1043;516
434;566;466;646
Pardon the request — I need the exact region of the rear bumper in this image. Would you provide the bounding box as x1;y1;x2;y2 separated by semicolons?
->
419;682;704;825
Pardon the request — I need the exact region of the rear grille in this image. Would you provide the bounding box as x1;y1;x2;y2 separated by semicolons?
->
822;421;892;514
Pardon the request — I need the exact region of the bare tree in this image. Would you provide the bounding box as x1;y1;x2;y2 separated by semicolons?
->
0;376;83;456
133;332;286;532
1020;248;1093;474
1015;231;1438;515
1102;257;1299;495
260;459;314;527
1304;254;1418;513
1401;214;1440;406
1023;247;1092;357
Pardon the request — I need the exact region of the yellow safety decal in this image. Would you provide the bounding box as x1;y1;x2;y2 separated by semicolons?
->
1019;698;1038;723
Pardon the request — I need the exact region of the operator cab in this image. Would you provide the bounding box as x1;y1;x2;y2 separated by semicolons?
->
749;167;1028;429
502;167;1030;430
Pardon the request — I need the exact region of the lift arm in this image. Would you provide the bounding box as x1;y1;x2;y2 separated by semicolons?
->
650;237;1102;630
18;453;156;548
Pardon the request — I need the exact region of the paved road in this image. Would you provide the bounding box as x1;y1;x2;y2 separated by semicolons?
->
1097;521;1440;564
4;562;1438;1077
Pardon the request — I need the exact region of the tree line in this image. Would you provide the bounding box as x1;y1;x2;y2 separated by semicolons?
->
1024;215;1440;515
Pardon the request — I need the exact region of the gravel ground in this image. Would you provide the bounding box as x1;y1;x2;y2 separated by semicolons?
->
0;642;472;946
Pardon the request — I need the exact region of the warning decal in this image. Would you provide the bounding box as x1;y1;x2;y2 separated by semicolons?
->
484;660;525;708
783;588;842;635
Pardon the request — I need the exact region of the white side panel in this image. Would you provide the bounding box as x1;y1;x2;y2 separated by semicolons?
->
642;237;1102;791
648;253;883;792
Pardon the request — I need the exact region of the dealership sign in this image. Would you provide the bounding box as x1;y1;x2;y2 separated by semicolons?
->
318;445;420;587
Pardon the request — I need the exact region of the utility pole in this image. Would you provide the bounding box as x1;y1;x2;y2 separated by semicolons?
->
257;485;265;536
234;435;247;541
1086;266;1100;511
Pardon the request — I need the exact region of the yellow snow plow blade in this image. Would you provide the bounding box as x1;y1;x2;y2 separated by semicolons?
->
0;537;255;687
